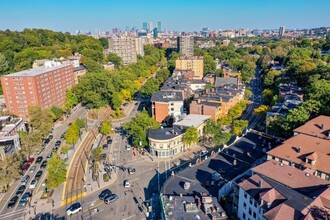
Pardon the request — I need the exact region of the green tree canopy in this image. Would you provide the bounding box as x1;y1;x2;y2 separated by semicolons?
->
100;121;112;135
183;127;199;149
46;154;67;189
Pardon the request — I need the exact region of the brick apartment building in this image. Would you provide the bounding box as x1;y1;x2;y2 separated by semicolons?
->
150;91;184;124
190;77;244;120
175;56;204;80
1;61;74;120
267;115;330;180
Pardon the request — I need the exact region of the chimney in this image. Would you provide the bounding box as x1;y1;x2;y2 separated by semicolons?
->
258;179;262;188
297;147;301;154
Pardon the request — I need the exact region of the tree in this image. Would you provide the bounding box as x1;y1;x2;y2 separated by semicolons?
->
120;89;132;101
183;127;199;150
65;89;79;110
111;92;123;110
46;154;67;189
61;145;70;155
253;105;270;116
65;124;80;145
50;106;64;121
20;131;42;158
75;118;86;130
28;106;53;137
106;52;122;69
100;121;112;135
123;110;159;147
0;53;9;74
233;120;249;136
244;88;253;100
203;54;216;74
90;147;102;164
0;153;22;191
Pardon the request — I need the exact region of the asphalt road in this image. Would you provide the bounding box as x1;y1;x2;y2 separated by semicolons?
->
0;106;87;220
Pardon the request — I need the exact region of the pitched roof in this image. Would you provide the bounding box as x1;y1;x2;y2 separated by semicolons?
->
263;203;303;220
266;134;330;175
252;160;330;195
293;115;330;140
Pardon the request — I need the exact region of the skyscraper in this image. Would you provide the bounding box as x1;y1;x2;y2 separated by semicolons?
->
153;28;158;39
149;21;153;33
157;21;161;33
142;22;148;31
177;36;194;56
279;26;286;36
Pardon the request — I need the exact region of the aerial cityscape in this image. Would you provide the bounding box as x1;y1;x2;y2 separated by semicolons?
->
0;1;329;220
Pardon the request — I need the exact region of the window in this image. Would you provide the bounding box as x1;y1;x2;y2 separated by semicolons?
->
171;108;174;111
248;208;252;215
253;212;256;218
243;202;247;209
242;213;246;219
244;192;248;198
171;103;174;106
249;197;253;205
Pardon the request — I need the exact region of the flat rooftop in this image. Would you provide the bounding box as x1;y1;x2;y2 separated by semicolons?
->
173;114;211;128
4;63;71;77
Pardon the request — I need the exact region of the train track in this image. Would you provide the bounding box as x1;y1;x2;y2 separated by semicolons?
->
64;108;112;206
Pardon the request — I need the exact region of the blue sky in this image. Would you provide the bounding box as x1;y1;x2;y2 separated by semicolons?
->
0;0;329;33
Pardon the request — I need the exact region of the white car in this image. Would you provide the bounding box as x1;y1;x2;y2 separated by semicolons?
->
124;180;131;188
29;165;36;173
29;179;38;189
66;203;82;216
126;145;131;151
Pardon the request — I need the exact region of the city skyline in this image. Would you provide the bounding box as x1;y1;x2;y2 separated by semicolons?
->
0;0;329;33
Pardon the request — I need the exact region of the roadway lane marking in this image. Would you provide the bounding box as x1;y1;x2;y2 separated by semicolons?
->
61;131;90;202
122;214;136;220
0;209;26;219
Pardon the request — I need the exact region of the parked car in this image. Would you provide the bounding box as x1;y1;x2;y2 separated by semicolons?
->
48;134;54;140
66;203;82;216
46;152;52;159
43;138;50;144
29;179;38;189
126;145;131;151
101;153;107;161
18;192;32;207
128;167;135;175
35;170;43;180
55;140;61;147
36;156;43;164
61;132;66;139
104;194;119;204
106;136;111;141
52;146;59;152
26;157;35;165
7;196;18;209
21;175;30;185
40;160;47;169
102;144;108;150
99;189;112;200
21;163;30;173
16;185;26;196
29;165;36;173
107;139;112;144
124;180;131;188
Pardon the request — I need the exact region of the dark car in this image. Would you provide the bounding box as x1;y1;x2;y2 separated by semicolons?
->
52;146;58;152
21;163;30;173
106;136;111;141
55;140;61;147
99;189;112;200
16;185;26;196
35;170;43;180
44;138;50;144
18;192;31;207
40;160;47;169
7;196;18;209
48;135;54;140
103;144;108;150
36;156;43;164
107;139;112;144
101;153;107;161
61;132;66;139
104;194;119;204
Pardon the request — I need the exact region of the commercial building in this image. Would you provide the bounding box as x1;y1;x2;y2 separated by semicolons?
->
233;160;330;220
157;21;161;32
160;194;227;220
0;116;25;160
1;61;74;120
267;115;330;180
175;56;204;80
108;35;137;65
279;26;286;36
148;127;184;158
150;91;184;124
142;22;148;31
190;78;244;120
177;36;194;56
173;114;210;137
153;28;158;39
